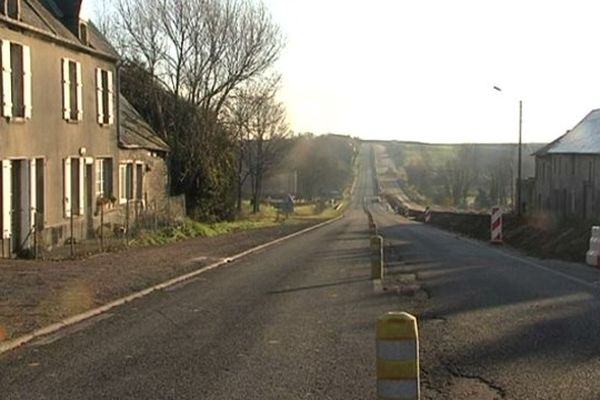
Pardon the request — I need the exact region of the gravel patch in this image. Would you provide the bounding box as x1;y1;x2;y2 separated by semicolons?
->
0;221;323;342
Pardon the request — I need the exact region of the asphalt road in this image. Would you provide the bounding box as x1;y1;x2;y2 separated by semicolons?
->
370;185;600;398
4;144;600;399
0;146;394;399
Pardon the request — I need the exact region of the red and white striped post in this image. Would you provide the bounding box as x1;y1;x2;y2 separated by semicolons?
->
490;207;503;244
424;207;431;224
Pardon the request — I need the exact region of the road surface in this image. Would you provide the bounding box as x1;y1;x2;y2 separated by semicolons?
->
3;144;600;399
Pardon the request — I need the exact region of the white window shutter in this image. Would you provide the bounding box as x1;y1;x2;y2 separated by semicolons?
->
1;41;12;118
2;160;11;239
29;159;36;229
62;59;70;120
64;158;71;218
23;45;31;119
119;164;126;204
96;68;104;124
78;157;85;216
95;159;103;197
76;62;83;120
107;70;114;125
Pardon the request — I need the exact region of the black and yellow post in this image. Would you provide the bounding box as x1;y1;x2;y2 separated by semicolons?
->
371;235;383;280
376;311;420;399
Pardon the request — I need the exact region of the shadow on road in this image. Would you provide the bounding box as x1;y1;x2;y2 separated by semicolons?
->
267;277;370;295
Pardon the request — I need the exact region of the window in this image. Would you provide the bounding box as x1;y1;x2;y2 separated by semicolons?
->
1;40;31;119
95;158;113;198
62;59;83;121
5;0;20;19
96;68;114;125
79;22;89;45
119;163;133;204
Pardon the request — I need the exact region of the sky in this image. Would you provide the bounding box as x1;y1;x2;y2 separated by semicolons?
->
93;0;600;144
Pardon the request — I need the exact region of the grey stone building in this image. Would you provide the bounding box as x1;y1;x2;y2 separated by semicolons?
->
531;109;600;220
0;0;169;256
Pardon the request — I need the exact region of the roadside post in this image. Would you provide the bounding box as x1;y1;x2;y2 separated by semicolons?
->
586;226;600;268
376;311;420;400
368;212;377;235
371;235;384;280
424;207;431;223
490;207;503;244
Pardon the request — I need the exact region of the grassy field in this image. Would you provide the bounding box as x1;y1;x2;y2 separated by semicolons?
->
379;140;544;209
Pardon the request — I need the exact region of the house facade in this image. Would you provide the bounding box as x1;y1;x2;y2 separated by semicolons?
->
0;0;169;257
530;109;600;220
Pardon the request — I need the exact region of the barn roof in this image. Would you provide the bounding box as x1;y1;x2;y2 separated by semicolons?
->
119;95;170;153
9;0;119;59
534;109;600;156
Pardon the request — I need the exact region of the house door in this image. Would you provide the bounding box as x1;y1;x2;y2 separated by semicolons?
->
10;160;31;254
85;163;94;238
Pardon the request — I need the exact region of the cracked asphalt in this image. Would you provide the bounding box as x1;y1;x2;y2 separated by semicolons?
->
373;197;600;399
3;144;600;399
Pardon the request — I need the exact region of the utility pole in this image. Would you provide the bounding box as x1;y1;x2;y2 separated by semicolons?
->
517;100;523;217
493;86;524;217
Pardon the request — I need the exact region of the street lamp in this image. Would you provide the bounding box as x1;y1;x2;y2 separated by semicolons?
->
493;86;523;217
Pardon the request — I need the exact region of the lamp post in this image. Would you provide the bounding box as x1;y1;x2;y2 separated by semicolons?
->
493;86;523;217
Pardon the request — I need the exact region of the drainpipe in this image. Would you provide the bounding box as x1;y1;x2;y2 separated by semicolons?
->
116;60;123;147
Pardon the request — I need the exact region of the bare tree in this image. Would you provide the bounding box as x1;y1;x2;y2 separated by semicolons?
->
227;77;290;213
440;145;479;207
486;155;513;206
109;0;284;218
114;0;283;111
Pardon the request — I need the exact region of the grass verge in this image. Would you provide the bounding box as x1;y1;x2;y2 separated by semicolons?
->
131;201;345;247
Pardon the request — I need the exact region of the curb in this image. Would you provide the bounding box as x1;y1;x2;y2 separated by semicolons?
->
0;214;344;355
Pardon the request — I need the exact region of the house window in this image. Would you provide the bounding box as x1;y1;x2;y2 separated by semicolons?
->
95;158;113;198
119;163;133;204
96;68;114;125
0;40;31;119
79;22;89;45
5;0;19;19
62;59;83;121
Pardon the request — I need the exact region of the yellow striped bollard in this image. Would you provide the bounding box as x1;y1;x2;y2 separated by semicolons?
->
376;311;420;400
371;235;383;280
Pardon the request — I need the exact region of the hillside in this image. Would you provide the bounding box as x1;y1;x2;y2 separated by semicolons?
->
370;140;545;210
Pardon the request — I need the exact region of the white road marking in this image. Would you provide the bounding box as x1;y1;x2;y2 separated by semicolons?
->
488;248;599;291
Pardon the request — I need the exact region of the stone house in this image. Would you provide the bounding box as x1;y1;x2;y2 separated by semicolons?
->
0;0;170;257
531;109;600;220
